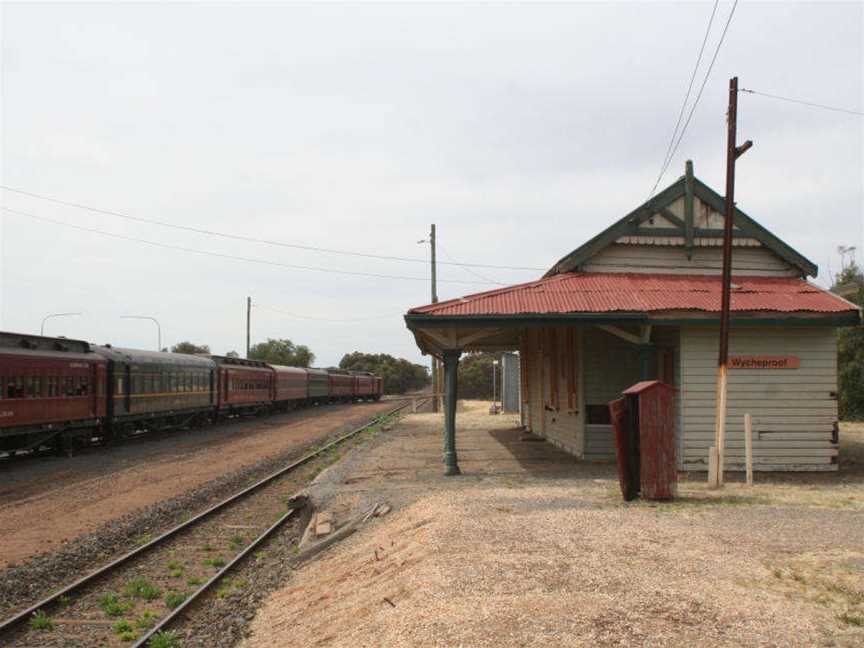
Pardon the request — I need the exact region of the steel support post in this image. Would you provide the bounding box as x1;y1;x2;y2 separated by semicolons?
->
442;348;461;476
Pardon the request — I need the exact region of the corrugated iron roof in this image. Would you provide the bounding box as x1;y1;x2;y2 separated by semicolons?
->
408;273;858;317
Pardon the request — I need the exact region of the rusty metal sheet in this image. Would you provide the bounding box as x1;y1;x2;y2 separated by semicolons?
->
408;273;855;317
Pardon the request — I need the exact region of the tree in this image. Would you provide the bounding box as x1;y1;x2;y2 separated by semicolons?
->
457;352;497;399
171;341;210;355
249;338;315;367
833;262;864;420
339;352;429;395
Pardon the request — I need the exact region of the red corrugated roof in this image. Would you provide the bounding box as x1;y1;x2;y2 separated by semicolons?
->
408;273;857;317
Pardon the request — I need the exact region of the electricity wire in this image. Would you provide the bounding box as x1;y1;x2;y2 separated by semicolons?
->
1;206;498;286
0;185;544;271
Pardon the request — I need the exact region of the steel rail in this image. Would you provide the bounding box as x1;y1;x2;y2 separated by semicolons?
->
132;506;300;647
0;401;417;638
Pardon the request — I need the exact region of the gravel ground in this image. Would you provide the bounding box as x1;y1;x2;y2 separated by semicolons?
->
0;402;394;624
0;401;394;568
242;402;864;648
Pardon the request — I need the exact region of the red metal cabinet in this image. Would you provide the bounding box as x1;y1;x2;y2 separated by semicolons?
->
610;380;677;501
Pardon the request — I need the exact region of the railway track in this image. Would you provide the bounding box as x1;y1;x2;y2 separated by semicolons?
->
0;399;422;647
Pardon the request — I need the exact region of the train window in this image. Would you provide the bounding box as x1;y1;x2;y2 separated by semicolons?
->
116;377;124;395
63;376;75;396
79;376;90;396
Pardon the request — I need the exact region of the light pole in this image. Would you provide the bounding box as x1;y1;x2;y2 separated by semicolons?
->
120;315;162;351
41;312;82;336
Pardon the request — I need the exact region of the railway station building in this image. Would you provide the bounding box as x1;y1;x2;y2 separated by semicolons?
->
404;162;860;474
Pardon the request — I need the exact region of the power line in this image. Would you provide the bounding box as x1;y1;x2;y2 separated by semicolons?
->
253;303;399;322
1;206;498;286
739;88;864;117
0;185;544;272
647;0;720;199
439;245;507;285
649;0;740;197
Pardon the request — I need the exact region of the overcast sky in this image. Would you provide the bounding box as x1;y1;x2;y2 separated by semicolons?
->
1;2;862;366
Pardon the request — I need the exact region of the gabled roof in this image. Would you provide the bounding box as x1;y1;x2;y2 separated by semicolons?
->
543;173;818;278
407;273;855;319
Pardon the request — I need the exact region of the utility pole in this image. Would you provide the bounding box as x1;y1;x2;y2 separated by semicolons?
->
710;76;753;489
246;296;251;359
429;224;440;412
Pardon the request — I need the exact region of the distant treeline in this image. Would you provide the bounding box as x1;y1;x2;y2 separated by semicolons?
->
339;352;429;395
834;263;864;420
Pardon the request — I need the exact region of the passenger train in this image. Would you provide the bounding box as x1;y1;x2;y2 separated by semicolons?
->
0;331;383;453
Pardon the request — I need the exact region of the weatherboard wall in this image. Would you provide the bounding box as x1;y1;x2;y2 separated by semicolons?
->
581;243;801;277
679;326;838;471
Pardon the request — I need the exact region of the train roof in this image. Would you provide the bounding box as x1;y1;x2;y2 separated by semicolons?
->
0;331;92;354
93;346;217;368
269;364;308;374
0;346;102;363
207;355;270;369
306;367;329;377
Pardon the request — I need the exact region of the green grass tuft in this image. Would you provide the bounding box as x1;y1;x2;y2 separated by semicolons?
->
29;610;53;631
124;577;161;601
164;591;188;610
99;593;133;617
112;619;133;635
148;630;179;648
135;610;159;630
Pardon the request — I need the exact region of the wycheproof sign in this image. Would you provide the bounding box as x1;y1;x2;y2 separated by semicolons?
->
729;355;800;369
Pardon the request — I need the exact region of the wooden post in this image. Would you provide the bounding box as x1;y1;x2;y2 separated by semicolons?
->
708;446;719;487
712;76;753;490
442;349;461;476
744;413;754;486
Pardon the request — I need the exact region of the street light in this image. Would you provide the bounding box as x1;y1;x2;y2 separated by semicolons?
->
120;315;162;351
41;312;82;336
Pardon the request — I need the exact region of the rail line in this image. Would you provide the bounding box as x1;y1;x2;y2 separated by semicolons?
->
0;399;423;646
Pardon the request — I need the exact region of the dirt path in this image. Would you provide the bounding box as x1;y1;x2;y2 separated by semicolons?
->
0;401;394;567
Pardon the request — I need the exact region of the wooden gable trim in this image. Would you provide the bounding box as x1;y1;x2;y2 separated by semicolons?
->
544;173;818;279
684;160;695;258
543;179;686;277
691;178;817;278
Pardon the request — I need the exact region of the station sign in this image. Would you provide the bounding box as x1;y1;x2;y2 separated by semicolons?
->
729;355;800;369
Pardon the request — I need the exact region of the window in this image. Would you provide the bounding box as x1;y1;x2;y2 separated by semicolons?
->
63;376;75;396
117;377;124;395
79;376;89;396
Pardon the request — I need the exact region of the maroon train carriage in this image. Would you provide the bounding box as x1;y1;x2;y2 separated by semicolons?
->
0;332;107;452
352;371;382;401
271;365;308;409
326;369;354;402
212;355;274;415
